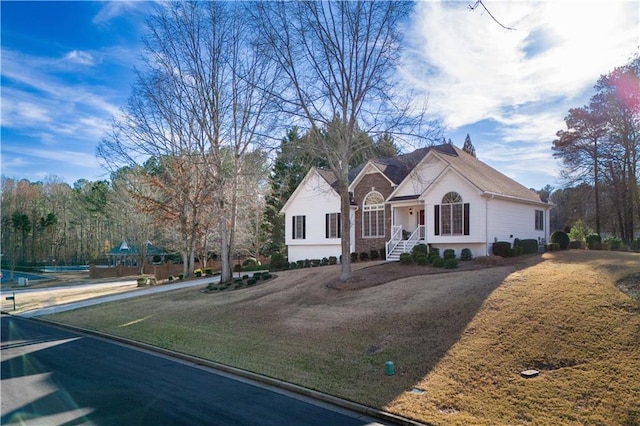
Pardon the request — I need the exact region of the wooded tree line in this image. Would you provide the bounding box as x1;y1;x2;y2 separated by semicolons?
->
552;55;639;243
0;126;398;272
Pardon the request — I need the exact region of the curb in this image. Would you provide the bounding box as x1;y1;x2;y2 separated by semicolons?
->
19;314;426;426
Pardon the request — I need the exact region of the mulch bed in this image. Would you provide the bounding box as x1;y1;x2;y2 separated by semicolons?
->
326;255;540;291
617;273;640;302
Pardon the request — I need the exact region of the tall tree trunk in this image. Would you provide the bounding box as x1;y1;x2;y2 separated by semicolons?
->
339;182;352;282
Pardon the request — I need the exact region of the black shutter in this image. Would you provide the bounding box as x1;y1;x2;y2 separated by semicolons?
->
434;205;440;236
325;214;329;238
302;216;306;239
292;216;296;239
464;203;470;235
337;213;341;238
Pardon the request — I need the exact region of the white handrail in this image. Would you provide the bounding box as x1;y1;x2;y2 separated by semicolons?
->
403;225;425;254
386;226;403;259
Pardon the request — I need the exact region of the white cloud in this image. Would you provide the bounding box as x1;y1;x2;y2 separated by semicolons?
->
92;2;134;25
1;49;123;139
2;145;101;169
402;0;638;188
63;50;96;66
406;1;638;129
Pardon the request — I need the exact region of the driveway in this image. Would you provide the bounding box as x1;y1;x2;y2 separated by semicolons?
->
13;277;217;318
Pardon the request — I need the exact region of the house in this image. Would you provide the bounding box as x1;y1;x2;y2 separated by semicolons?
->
280;143;552;262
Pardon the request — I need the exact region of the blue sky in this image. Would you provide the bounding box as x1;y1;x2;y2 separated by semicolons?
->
2;1;639;191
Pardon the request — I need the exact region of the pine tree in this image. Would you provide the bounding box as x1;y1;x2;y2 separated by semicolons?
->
462;133;476;157
262;128;313;255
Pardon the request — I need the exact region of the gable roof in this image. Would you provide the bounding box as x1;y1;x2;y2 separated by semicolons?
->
430;145;545;204
280;167;355;213
107;241;167;256
281;143;547;213
370;144;455;185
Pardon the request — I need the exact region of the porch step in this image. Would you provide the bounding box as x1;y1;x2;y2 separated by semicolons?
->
386;240;424;261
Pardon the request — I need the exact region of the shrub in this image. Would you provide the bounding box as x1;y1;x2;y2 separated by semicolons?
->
194;269;203;277
631;239;640;252
234;278;243;284
492;241;512;257
205;268;213;275
242;257;257;267
412;243;429;257
515;239;539;254
328;256;338;265
269;252;287;271
296;260;305;268
444;258;459;269
289;262;298;269
351;252;358;262
399;253;413;265
513;246;524;256
427;247;440;262
415;253;429;266
310;259;321;267
550;230;570;250
178;273;185;280
304;259;312;268
443;249;456;260
370;249;380;260
233;264;241;272
606;238;624;251
168;275;174;281
247;278;257;286
569;240;583;249
253;272;262;278
321;257;329;266
431;256;444;267
137;277;148;287
359;252;369;261
242;274;249;280
262;273;272;280
379;248;386;261
460;248;473;261
586;234;602;250
569;219;592;242
545;243;560;251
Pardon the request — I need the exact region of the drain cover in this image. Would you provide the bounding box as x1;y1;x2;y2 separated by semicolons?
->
520;369;540;378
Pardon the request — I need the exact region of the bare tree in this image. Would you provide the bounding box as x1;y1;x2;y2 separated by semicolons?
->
99;2;277;281
256;1;434;281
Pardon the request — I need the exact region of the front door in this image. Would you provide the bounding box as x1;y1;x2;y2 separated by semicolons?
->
419;209;425;240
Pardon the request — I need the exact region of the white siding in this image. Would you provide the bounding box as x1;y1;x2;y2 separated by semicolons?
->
392;156;445;198
284;171;353;262
423;169;486;253
486;198;548;252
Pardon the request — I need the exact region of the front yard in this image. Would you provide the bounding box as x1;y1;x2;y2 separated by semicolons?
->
45;251;640;425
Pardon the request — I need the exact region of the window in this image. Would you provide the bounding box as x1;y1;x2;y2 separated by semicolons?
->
326;213;341;238
535;210;544;231
292;215;306;239
363;191;385;237
435;192;469;236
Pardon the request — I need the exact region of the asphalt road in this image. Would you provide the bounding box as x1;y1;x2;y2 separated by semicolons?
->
1;315;388;425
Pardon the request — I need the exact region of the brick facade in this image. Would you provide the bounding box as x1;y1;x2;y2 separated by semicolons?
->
353;172;394;256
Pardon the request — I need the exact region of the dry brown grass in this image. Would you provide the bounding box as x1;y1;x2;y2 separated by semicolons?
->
45;251;640;425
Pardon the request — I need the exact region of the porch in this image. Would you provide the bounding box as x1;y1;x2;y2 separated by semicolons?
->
385;204;426;261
